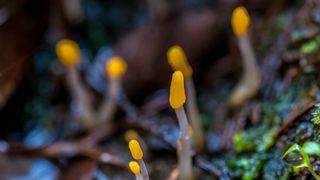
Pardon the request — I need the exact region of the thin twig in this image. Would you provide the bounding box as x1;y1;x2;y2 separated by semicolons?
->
67;67;95;129
96;78;121;124
6;141;128;169
276;101;320;137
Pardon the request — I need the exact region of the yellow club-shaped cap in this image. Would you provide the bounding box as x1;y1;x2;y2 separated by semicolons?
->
129;161;141;175
124;129;138;142
169;71;186;109
106;56;127;78
56;39;80;67
231;6;250;37
167;45;193;79
129;140;143;160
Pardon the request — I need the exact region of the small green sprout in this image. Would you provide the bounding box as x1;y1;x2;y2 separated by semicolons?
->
282;143;320;180
311;103;320;125
302;141;320;156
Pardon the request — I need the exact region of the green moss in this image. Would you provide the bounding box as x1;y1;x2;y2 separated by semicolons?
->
259;129;277;152
233;128;277;153
214;154;266;180
311;104;320;125
233;131;255;152
216;13;320;179
240;158;263;180
263;155;292;180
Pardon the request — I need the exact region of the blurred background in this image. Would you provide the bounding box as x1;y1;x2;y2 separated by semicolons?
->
0;0;316;179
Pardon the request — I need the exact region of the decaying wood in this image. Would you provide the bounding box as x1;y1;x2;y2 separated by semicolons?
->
0;1;45;109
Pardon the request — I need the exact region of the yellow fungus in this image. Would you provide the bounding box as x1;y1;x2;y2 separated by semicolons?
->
106;56;127;78
129;161;141;175
56;39;80;67
129;140;143;160
231;6;250;37
169;71;186;109
167;45;193;79
124;129;138;142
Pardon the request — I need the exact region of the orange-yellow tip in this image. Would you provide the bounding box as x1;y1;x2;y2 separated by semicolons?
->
129;161;141;175
129;140;143;160
56;39;80;67
106;56;127;78
231;6;250;37
169;71;186;109
167;45;193;79
124;129;138;142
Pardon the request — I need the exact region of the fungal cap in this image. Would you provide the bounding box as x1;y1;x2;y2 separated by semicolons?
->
106;56;127;78
124;129;138;142
129;140;143;160
169;71;186;109
167;45;193;79
129;161;141;175
56;39;80;67
231;6;250;36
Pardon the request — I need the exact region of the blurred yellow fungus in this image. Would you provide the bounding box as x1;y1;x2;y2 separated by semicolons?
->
97;56;127;124
169;71;186;109
231;6;250;37
229;6;260;108
55;39;95;130
129;161;141;175
167;46;193;79
56;39;80;67
125;129;139;142
129;140;144;160
106;56;127;78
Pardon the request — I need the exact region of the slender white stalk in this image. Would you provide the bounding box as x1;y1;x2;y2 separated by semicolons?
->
239;35;260;84
229;34;260;107
185;79;205;151
175;107;193;180
67;67;95;129
135;174;143;180
97;78;121;124
138;159;149;180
